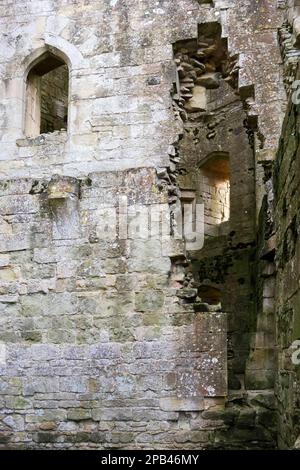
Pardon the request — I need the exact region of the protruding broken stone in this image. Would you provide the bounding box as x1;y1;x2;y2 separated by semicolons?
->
47;175;79;200
184;85;207;112
176;287;198;300
194;302;221;313
294;435;300;449
196;72;221;89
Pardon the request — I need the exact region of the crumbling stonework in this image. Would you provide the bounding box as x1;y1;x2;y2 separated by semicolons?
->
0;0;300;450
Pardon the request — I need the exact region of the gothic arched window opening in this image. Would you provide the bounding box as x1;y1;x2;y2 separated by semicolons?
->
25;51;69;137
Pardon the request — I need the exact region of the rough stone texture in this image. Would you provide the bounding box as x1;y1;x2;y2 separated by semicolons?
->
0;169;228;448
0;0;300;450
274;88;300;449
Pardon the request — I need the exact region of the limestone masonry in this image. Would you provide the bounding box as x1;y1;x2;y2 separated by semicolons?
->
0;0;300;450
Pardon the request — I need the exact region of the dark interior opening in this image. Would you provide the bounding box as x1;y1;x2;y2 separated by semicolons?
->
25;52;69;137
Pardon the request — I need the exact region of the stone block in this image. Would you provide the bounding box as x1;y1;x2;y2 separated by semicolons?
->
67;409;92;421
184;86;207;112
159;397;204;411
134;289;165;312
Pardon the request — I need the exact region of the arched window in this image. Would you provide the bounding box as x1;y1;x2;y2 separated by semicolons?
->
198;151;230;235
25;51;69;137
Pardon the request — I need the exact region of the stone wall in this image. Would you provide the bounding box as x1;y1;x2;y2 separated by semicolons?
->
274;92;300;449
197;168;230;234
0;0;295;450
0;169;228;449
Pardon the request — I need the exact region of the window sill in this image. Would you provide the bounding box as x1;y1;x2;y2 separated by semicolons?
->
16;130;67;148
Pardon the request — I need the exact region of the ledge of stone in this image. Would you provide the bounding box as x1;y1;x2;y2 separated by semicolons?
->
160;397;205;412
16;130;67;148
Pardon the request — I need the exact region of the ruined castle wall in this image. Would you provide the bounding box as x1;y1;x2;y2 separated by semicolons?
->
274;93;300;449
0;1;286;179
0;0;229;449
0;0;290;450
0;168;228;449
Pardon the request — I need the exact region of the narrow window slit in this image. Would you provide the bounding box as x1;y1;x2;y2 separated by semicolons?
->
198;151;230;236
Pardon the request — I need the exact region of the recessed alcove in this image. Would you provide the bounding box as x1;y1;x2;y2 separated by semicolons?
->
198;151;230;235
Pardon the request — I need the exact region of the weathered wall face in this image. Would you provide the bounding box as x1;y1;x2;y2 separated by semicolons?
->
1;1;229;449
274;93;300;449
0;0;285;178
0;170;228;448
0;0;292;450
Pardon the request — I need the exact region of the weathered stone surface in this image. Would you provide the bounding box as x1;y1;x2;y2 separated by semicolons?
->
273;63;300;448
159;397;205;412
184;86;207;112
0;0;297;452
196;73;221;89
